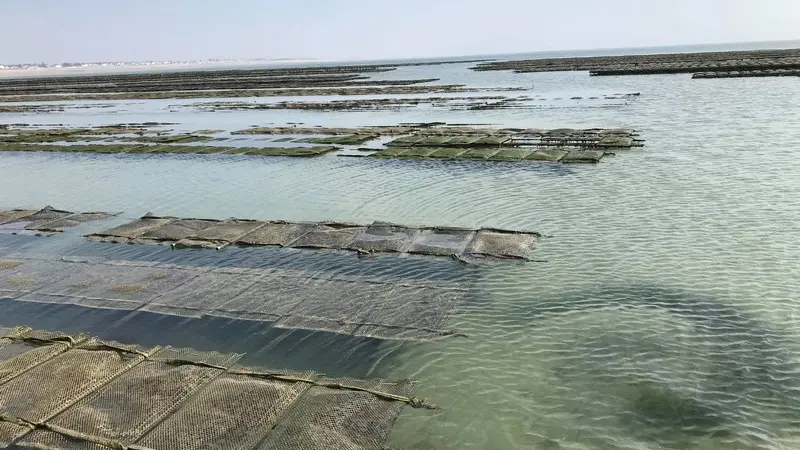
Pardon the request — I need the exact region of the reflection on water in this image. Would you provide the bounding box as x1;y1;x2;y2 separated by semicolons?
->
2;47;800;449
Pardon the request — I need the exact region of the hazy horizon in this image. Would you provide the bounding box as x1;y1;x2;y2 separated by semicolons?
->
3;38;800;67
2;0;799;65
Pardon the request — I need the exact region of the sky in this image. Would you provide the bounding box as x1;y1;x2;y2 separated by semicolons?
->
2;0;799;64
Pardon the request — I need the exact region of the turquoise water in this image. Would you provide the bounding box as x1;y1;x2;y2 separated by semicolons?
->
2;43;800;449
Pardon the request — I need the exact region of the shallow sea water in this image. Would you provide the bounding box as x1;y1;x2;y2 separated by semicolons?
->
1;47;800;449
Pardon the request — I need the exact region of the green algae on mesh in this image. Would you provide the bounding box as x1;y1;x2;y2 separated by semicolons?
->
525;149;568;162
7;277;34;286
234;147;298;156
90;144;135;154
96;125;645;157
0;143;35;152
459;148;502;160
193;129;225;134
125;134;216;144
396;147;440;159
299;137;338;145
427;148;468;159
0;134;106;144
472;48;800;75
560;150;607;163
0;125;169;145
0;260;23;270
0;143;73;152
440;135;482;146
84;126;140;135
136;145;173;153
118;145;156;154
0;85;475;103
0;142;334;157
416;136;455;146
330;134;378;145
597;135;634;147
148;145;220;154
187;146;234;154
370;148;411;158
299;134;377;145
487;148;535;161
385;135;425;147
472;135;512;146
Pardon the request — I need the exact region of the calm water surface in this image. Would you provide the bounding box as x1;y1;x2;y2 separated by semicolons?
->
1;44;800;449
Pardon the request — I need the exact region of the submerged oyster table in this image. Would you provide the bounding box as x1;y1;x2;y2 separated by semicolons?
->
472;47;800;77
1;206;543;340
0;253;466;342
0;124;645;164
0;143;341;157
86;213;541;261
0;207;454;447
692;69;800;79
371;127;641;164
0;326;432;450
0;206;117;234
0;59;490;103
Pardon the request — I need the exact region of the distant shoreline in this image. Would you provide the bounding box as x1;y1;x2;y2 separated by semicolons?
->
0;59;326;78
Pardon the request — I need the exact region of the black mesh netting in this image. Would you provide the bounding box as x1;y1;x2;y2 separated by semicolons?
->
141;271;262;317
560;149;608;163
0;207;115;233
405;228;476;257
0;329;86;385
0;330;429;450
27;212;117;232
0;339;152;445
88;214;178;242
0;210;38;225
138;219;221;242
257;378;413;450
487;149;535;161
192;220;266;243
1;257;464;342
0;257;89;299
465;230;538;259
89;217;539;261
136;368;317;450
525;149;568;162
347;222;419;253
288;224;367;250
18;262;197;311
235;222;316;247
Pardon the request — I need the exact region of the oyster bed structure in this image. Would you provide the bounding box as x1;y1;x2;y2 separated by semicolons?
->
0;60;493;96
86;213;541;261
472;48;800;78
0;326;435;449
0;254;468;341
0;123;644;163
0;206;117;234
0;61;497;102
